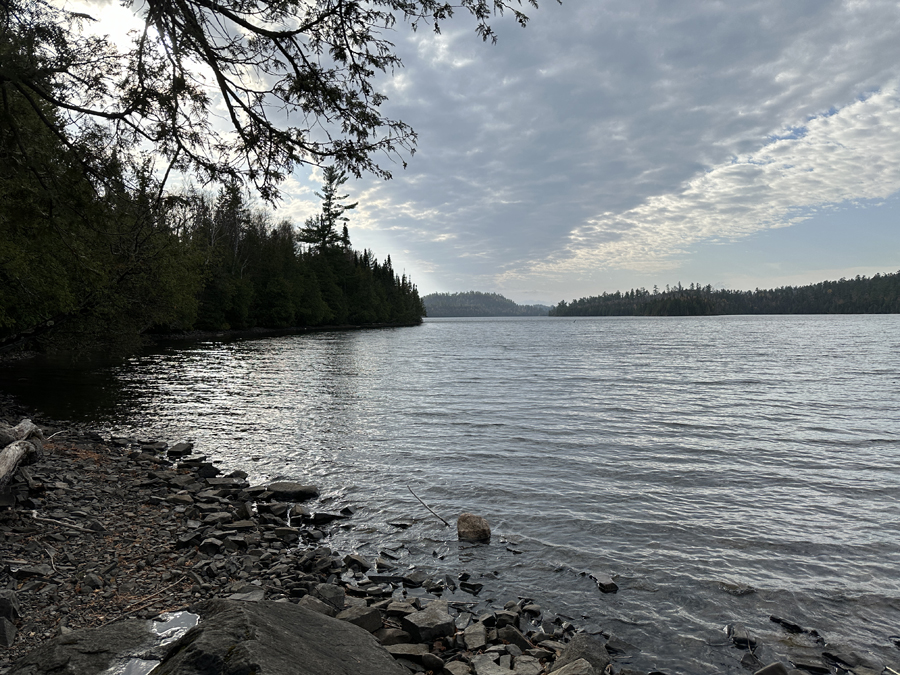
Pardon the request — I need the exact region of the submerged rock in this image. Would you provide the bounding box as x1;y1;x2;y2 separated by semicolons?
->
457;513;491;542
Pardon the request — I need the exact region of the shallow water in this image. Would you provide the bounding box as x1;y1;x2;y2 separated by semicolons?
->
4;315;900;673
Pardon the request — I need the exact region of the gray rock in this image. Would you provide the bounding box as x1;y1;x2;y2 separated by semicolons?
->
471;654;508;675
421;653;444;671
463;622;487;650
312;582;346;612
551;634;610;673
385;643;429;659
551;658;595;675
336;606;383;633
497;625;531;652
457;513;491;542
590;573;618;594
754;664;791;675
0;590;20;621
150;600;407;674
9;619;153;675
266;481;319;501
445;663;472;675
296;595;337;618
0;617;16;649
401;600;456;642
373;628;411;646
514;655;542;675
727;623;758;650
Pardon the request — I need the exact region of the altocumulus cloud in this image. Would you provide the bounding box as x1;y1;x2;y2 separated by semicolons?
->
332;0;900;297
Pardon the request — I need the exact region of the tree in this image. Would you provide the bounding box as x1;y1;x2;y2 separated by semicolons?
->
299;165;358;252
1;0;540;200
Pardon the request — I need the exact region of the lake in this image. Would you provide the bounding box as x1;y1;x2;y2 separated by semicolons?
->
3;315;899;673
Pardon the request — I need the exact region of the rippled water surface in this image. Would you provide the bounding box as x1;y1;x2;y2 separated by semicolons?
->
4;315;900;673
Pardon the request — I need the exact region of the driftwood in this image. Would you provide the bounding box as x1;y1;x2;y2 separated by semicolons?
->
0;419;44;488
407;485;450;527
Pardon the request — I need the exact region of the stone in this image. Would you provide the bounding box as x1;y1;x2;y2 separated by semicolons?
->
754;664;791;675
8;619;154;675
266;481;319;501
463;622;487;650
514;655;543;675
422;653;444;671
198;537;223;555
312;582;346;612
551;634;610;673
374;628;411;646
551;658;595;675
386;643;429;659
445;662;472;675
401;601;456;643
0;590;20;621
228;588;266;602
0;617;16;648
497;625;532;652
471;654;509;675
457;513;491;542
727;623;758;650
590;573;618;594
150;600;407;674
296;595;338;618
336;606;383;633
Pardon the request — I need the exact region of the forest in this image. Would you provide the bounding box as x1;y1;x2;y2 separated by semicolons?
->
550;272;900;316
423;292;549;317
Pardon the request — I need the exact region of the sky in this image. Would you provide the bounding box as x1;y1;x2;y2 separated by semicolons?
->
74;0;900;304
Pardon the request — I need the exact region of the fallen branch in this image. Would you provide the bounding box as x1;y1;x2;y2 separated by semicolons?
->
29;510;96;533
97;575;188;627
407;485;450;527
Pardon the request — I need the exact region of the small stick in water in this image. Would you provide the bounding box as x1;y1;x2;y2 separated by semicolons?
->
407;485;450;527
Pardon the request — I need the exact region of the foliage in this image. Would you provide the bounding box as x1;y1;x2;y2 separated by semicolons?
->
423;291;549;317
549;274;900;317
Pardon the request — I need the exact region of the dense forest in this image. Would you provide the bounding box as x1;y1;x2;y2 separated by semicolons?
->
550;272;900;316
423;292;549;317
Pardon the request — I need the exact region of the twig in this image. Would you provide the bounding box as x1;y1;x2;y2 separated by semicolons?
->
29;510;96;533
46;430;66;440
407;485;450;527
97;576;187;627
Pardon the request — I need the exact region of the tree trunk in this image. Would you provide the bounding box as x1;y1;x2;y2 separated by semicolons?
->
0;419;44;488
0;441;38;488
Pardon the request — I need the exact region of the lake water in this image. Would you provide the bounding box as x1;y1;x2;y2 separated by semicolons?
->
3;315;899;674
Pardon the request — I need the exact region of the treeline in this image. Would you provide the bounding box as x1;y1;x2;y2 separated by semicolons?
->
423;291;549;317
550;272;900;317
0;96;424;353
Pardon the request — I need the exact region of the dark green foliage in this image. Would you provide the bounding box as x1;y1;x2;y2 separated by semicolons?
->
550;274;900;317
423;291;549;317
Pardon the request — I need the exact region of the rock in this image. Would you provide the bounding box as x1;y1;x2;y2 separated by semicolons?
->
727;623;758;650
422;653;445;671
754;664;791;675
457;513;491;542
0;590;20;621
463;622;487;650
152;600;407;674
198;537;223;555
266;481;319;501
386;643;429;659
312;583;346;612
514;655;543;675
444;662;472;675
590;573;618;594
374;628;411;646
336;606;383;633
471;653;509;675
228;588;266;602
551;634;610;673
296;595;338;618
401;600;456;642
497;625;532;651
551;658;596;675
8;619;153;675
0;617;16;648
460;581;484;595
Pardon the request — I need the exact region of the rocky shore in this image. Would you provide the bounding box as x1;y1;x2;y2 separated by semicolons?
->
0;405;894;674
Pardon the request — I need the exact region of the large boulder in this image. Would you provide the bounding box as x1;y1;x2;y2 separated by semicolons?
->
457;513;491;542
151;600;407;674
400;600;456;643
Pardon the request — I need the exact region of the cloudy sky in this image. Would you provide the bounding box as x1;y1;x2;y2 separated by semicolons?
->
88;0;900;304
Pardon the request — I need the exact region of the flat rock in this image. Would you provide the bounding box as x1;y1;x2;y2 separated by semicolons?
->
400;601;456;642
266;481;319;501
151;600;407;674
336;606;383;633
551;658;596;675
472;654;510;675
463;622;488;650
9;619;153;675
296;595;337;618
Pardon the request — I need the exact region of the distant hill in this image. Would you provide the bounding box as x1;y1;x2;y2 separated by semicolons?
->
423;291;550;317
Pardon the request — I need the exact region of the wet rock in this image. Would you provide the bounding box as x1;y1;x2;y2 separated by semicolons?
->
727;624;758;650
401;600;456;643
153;600;407;674
457;513;491;542
770;616;805;634
742;651;764;669
266;482;319;501
459;581;484;595
589;573;618;594
552;634;610;674
8;619;153;675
